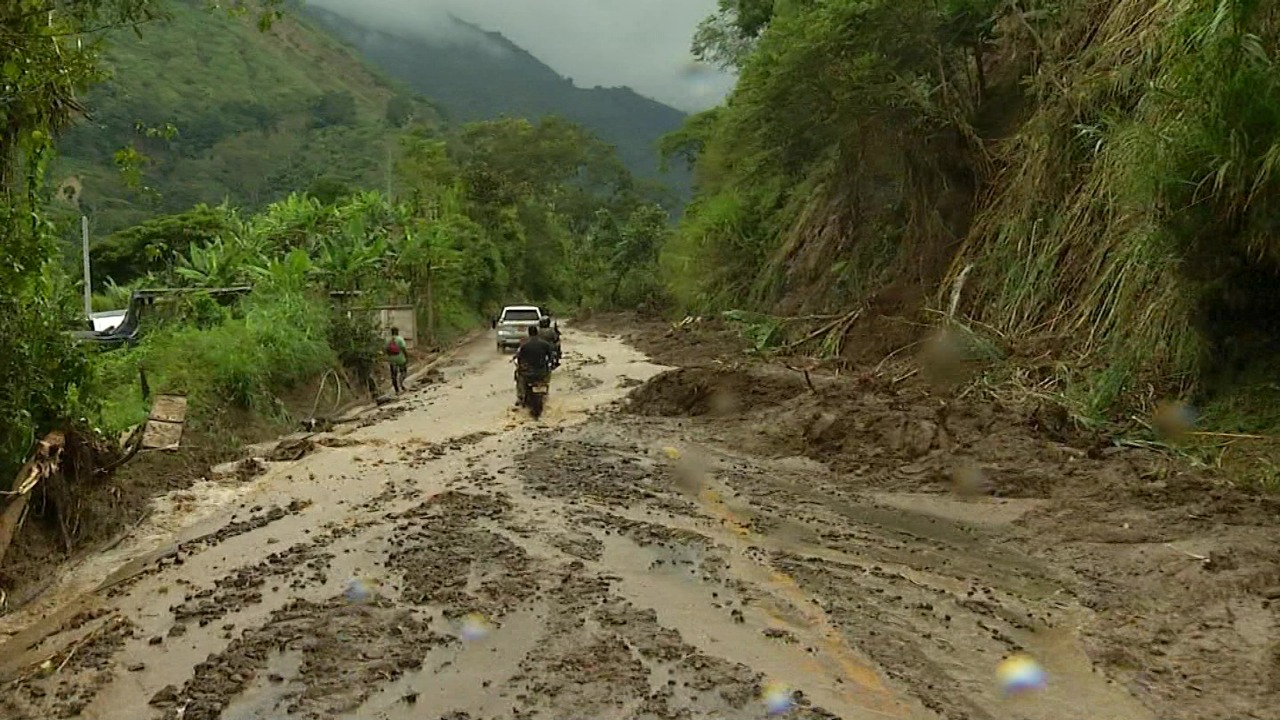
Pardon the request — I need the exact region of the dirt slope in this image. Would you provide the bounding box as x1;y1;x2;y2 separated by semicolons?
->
0;326;1275;720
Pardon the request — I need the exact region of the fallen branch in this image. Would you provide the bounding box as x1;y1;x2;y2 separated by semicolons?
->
96;425;144;475
873;339;925;375
1163;543;1209;562
1185;431;1270;441
781;308;861;353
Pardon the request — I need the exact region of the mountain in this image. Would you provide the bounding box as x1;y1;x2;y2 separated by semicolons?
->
301;6;690;192
54;0;440;234
52;0;689;238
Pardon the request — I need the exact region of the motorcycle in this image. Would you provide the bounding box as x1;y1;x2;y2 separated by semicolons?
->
514;362;551;419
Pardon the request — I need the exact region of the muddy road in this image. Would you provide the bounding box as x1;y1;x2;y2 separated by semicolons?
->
0;329;1272;720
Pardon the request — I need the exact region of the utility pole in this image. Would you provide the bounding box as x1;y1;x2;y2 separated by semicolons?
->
81;215;92;320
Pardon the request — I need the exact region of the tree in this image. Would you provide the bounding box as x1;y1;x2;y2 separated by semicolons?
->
0;0;169;486
659;108;724;173
385;94;415;128
91;204;238;286
307;176;353;205
312;216;387;292
310;90;358;128
175;237;247;287
692;0;778;69
589;203;669;307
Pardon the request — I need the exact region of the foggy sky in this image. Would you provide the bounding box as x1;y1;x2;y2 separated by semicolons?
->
305;0;736;112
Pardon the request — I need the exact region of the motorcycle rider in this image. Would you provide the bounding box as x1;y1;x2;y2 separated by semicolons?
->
514;325;554;406
538;315;561;368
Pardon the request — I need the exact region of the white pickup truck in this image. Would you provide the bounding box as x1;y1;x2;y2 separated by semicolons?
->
495;305;547;351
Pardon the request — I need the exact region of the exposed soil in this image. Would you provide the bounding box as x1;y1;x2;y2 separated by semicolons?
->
0;325;1276;720
619;359;1280;720
575;311;752;367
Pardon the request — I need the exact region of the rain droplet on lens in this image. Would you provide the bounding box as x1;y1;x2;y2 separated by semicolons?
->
459;612;492;642
997;654;1048;695
761;679;794;715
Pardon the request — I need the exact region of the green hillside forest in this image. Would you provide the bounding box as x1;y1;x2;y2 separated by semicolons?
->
304;5;693;194
53;0;440;235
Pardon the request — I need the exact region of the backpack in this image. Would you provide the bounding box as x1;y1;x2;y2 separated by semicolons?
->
386;338;401;356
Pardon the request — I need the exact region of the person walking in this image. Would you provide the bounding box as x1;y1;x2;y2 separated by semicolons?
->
386;326;408;394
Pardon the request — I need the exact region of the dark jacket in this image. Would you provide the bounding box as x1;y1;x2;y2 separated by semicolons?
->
516;336;554;375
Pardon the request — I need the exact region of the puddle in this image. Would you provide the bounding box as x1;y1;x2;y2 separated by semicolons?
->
869;492;1050;527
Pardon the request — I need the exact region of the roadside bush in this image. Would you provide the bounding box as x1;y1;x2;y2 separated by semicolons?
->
94;290;335;434
327;309;381;392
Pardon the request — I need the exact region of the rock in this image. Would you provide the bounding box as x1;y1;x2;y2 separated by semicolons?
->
149;685;179;707
805;412;839;443
902;420;938;458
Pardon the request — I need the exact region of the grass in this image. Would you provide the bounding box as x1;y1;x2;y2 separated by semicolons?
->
952;0;1280;401
92;290;338;437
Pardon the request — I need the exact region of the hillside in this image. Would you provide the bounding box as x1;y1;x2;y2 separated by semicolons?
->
666;0;1280;432
301;5;691;193
54;0;440;234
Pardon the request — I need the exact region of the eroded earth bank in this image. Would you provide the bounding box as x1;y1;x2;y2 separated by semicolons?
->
1;324;1276;720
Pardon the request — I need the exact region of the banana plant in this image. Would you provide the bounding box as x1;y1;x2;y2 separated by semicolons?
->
252;193;324;250
245;248;313;294
312;215;388;293
175;238;243;287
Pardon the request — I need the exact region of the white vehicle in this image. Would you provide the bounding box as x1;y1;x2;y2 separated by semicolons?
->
495;305;546;351
90;310;127;332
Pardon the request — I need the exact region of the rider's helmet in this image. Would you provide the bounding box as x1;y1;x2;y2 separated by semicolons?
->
539;316;551;329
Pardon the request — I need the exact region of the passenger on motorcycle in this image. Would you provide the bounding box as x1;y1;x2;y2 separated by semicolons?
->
538;316;561;368
514;325;554;406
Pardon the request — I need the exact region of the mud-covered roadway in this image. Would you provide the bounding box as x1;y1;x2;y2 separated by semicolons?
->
1;327;1276;720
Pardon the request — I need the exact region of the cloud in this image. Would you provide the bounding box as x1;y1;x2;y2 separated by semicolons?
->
304;0;736;111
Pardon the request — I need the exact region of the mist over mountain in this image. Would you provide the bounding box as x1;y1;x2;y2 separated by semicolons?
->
302;0;734;112
302;4;692;191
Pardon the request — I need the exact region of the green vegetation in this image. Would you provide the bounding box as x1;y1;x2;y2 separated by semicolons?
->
86;114;671;435
93;289;336;434
954;0;1280;411
666;0;1280;440
0;0;163;490
22;0;1280;492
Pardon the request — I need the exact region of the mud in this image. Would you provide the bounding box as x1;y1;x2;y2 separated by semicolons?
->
0;326;1275;720
575;312;751;367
